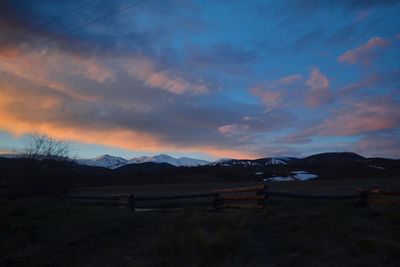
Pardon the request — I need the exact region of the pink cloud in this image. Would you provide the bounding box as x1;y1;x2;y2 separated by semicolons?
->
317;98;400;136
305;67;333;107
122;57;208;95
279;74;303;84
280;97;399;144
250;74;302;109
353;133;400;159
338;37;389;64
339;74;380;95
355;9;370;22
218;124;249;137
259;91;285;108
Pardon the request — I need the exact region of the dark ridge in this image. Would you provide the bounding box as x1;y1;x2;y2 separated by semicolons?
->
300;152;365;163
115;162;177;174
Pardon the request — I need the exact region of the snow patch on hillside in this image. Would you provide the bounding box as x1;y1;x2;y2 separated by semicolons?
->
291;171;318;181
264;176;295;182
265;158;287;165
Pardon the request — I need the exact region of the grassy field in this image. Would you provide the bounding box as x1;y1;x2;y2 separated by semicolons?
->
1;178;400;266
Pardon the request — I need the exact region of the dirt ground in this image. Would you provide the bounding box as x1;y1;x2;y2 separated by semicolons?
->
1;177;400;267
73;177;400;196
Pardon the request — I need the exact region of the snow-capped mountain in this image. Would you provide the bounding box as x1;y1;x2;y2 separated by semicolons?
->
176;156;210;167
209;157;296;167
77;154;210;168
208;158;258;167
208;158;234;166
77;154;128;169
265;158;287;165
128;154;209;167
0;153;19;159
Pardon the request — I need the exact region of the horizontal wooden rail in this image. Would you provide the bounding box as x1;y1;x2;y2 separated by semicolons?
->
359;188;400;196
135;192;216;201
60;185;400;211
265;191;361;200
219;195;266;201
59;195;129;200
220;204;264;209
368;199;400;205
214;185;266;194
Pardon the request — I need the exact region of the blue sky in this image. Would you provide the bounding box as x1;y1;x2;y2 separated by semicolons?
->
0;0;399;160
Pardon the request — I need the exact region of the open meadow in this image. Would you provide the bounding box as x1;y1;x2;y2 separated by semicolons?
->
1;178;400;267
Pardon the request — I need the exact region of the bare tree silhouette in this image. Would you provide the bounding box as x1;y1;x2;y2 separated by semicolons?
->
23;134;73;162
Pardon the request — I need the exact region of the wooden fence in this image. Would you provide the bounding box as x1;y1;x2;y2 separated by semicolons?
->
358;188;400;206
213;184;267;209
61;185;400;211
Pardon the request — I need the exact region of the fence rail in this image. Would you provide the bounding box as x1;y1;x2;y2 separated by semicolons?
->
61;185;400;211
264;191;360;200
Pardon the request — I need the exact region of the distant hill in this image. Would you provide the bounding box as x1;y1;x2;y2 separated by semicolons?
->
299;152;365;163
115;162;176;174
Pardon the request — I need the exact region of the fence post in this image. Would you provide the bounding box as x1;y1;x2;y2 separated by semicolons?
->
356;189;369;207
128;193;135;212
213;192;221;210
256;185;267;208
112;195;119;207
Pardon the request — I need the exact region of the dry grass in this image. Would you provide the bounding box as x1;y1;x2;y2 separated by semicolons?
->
1;179;400;266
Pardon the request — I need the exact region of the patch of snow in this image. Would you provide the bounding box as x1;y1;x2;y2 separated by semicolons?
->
254;172;264;176
263;176;295;182
77;154;127;169
291;171;318;181
265;158;287;165
369;165;385;170
208;158;233;166
0;153;19;158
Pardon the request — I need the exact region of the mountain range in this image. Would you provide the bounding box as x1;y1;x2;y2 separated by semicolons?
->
1;152;397;169
1;152;399;186
77;154;210;169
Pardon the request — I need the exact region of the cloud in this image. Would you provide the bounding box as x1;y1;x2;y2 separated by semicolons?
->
186;42;260;75
353;131;400;159
339;70;400;96
317;97;400;136
338;37;389;64
305;67;333;107
122;57;208;95
0;54;292;159
339;74;381;95
250;74;303;109
279;130;313;144
280;96;400;145
251;89;285;108
218;124;249;137
279;74;303;84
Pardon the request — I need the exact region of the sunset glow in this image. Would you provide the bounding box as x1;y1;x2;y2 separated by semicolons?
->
0;0;399;159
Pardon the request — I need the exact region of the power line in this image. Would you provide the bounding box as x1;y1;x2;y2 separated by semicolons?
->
2;0;149;61
0;0;99;49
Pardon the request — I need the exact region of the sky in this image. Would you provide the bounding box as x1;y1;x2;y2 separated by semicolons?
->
0;0;399;160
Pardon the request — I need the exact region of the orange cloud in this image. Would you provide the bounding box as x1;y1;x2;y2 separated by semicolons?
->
338;37;389;64
0;77;253;159
0;110;255;159
0;41;260;160
317;99;399;136
0;47;113;101
122;57;209;95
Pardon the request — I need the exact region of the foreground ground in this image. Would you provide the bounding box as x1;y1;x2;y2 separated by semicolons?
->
1;178;400;266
